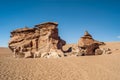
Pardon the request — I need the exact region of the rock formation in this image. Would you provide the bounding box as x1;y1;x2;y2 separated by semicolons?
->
78;31;105;55
8;22;66;58
78;31;104;46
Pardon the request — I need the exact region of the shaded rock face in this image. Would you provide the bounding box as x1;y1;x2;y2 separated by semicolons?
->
8;22;66;58
78;31;104;55
84;43;99;55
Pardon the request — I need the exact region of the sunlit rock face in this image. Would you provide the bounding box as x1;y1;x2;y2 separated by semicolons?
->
8;22;66;58
78;31;105;55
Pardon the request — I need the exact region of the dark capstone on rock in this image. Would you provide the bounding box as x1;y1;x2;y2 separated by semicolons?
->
78;31;105;55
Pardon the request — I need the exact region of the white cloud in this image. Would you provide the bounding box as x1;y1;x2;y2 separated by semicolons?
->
117;36;120;39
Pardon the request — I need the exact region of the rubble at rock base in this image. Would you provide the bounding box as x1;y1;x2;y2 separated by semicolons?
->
9;23;110;58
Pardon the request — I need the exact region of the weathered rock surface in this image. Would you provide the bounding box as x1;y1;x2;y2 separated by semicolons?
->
77;31;105;55
8;22;66;58
78;31;104;46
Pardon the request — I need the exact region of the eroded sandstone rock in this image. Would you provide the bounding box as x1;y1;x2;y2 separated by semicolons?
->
9;22;66;58
77;31;105;55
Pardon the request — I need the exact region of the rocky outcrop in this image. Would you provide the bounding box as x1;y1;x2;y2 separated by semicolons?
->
78;31;105;55
9;22;66;58
78;31;104;46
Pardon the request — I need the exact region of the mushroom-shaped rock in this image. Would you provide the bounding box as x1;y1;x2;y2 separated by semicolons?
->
78;31;104;55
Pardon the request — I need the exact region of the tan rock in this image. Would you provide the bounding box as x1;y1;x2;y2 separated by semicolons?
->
24;52;31;58
95;48;103;55
78;31;104;55
9;22;66;58
101;48;112;54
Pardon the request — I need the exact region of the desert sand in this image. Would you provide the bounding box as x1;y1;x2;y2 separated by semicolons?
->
0;42;120;80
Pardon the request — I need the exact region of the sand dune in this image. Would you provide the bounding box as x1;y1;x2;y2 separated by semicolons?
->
0;42;120;80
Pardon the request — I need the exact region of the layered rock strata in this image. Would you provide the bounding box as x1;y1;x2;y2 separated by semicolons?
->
77;31;105;55
9;22;66;58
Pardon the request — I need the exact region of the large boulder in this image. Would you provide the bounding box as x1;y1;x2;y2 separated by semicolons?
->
8;22;66;58
78;31;104;55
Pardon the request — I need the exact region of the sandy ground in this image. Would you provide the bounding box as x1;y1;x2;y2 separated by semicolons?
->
0;42;120;80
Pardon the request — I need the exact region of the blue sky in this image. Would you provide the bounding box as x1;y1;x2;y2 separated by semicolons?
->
0;0;120;47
